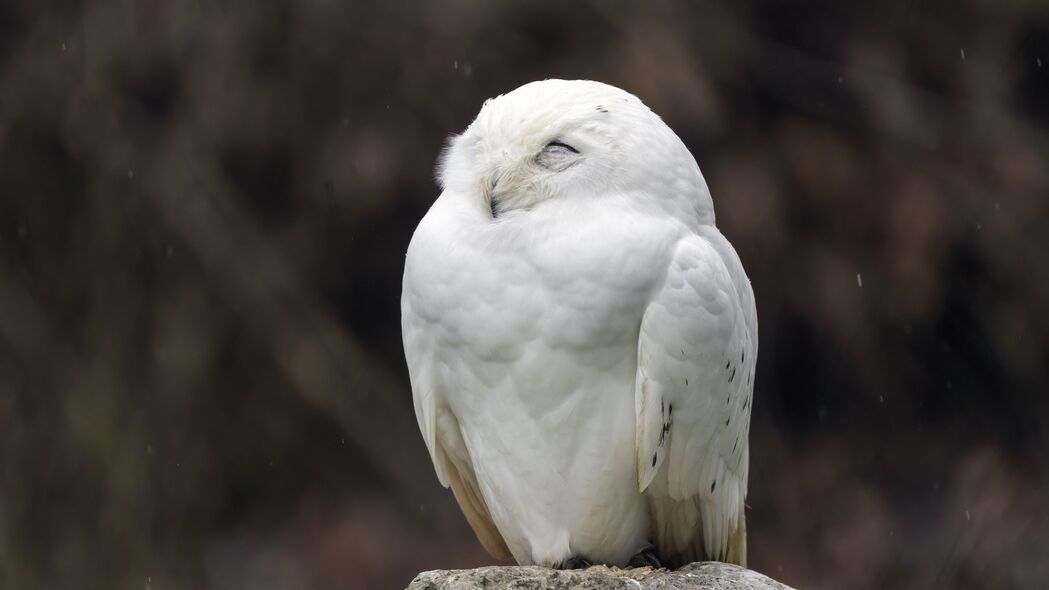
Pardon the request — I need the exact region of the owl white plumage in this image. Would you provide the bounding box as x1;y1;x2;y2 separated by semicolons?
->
401;80;756;569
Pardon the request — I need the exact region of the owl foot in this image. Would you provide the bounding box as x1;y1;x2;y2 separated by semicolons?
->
558;556;593;570
627;547;664;568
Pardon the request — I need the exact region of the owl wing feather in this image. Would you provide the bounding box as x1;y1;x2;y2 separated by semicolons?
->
635;232;756;566
402;301;512;560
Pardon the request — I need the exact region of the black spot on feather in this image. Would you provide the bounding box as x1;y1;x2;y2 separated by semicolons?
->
652;454;658;467
711;480;717;492
659;421;672;444
728;368;736;383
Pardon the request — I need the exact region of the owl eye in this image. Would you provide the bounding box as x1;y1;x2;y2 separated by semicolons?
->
544;140;579;154
537;139;581;171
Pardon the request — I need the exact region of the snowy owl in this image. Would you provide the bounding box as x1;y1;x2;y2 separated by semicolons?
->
401;79;756;569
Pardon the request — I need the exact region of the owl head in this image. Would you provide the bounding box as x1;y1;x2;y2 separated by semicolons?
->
437;79;714;225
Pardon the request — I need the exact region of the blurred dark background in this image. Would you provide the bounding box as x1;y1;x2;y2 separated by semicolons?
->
1;1;1047;588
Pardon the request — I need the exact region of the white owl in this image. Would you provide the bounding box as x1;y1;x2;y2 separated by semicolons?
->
401;80;756;569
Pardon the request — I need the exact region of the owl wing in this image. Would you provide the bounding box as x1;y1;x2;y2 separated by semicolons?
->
635;231;757;566
401;296;512;560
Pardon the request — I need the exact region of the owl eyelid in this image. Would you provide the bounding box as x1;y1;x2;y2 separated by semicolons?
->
536;139;582;172
544;140;579;154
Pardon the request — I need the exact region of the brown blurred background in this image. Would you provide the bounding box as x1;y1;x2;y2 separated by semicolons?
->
1;1;1047;589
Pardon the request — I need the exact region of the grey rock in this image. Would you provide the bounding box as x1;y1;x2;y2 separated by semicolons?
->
406;562;797;590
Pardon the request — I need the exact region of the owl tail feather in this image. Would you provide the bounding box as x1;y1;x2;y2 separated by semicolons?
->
665;504;747;568
724;510;747;567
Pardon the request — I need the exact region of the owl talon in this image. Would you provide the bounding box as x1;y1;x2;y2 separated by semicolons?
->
559;556;593;570
628;547;663;568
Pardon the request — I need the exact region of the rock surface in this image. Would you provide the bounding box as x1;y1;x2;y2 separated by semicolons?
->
407;562;797;590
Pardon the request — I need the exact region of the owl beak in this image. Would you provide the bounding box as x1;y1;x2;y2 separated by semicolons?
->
487;170;504;218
